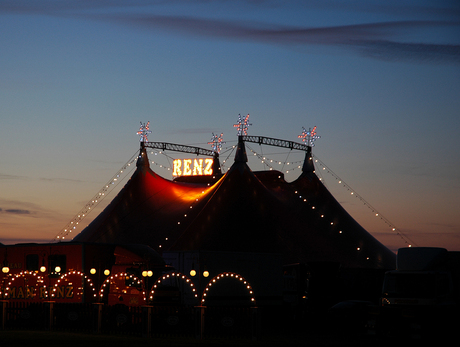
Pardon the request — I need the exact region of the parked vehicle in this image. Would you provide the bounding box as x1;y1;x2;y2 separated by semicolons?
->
380;247;460;339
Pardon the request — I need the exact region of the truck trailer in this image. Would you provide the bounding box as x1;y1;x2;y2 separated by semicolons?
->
380;247;460;339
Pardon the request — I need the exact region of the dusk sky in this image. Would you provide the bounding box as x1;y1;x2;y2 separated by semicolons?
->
1;0;459;252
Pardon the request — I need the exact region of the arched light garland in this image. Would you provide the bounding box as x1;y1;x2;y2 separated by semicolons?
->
1;271;47;299
50;270;96;299
149;272;198;302
201;272;256;305
53;151;138;242
312;154;416;247
98;272;146;303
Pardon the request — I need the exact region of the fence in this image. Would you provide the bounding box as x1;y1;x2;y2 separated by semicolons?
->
0;301;259;339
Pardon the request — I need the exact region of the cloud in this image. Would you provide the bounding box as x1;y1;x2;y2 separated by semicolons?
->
0;206;32;215
0;173;83;184
355;39;460;64
39;177;83;183
1;1;459;63
2;209;31;215
105;15;460;63
0;173;28;180
0;199;43;217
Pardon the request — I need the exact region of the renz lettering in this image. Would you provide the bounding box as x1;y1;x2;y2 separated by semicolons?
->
55;285;74;299
66;286;74;298
40;286;47;299
173;158;213;177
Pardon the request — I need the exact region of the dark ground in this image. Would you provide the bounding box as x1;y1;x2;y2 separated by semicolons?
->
0;330;417;347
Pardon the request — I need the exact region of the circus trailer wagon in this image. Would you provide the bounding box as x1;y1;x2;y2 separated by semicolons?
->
0;242;166;307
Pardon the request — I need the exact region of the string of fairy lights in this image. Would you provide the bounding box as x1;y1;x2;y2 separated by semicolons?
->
202;272;255;305
150;272;198;300
246;145;304;174
53;151;139;242
311;154;416;247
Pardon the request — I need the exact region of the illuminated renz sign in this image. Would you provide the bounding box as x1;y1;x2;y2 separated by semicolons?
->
173;158;214;177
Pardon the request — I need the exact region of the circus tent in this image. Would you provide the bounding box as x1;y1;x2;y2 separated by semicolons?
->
73;137;396;270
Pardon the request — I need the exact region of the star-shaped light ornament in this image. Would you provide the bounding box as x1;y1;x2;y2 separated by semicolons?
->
298;126;320;147
208;132;225;154
233;114;252;136
137;121;152;142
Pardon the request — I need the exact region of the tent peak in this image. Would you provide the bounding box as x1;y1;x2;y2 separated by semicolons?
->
234;136;248;163
136;142;150;169
302;146;315;173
